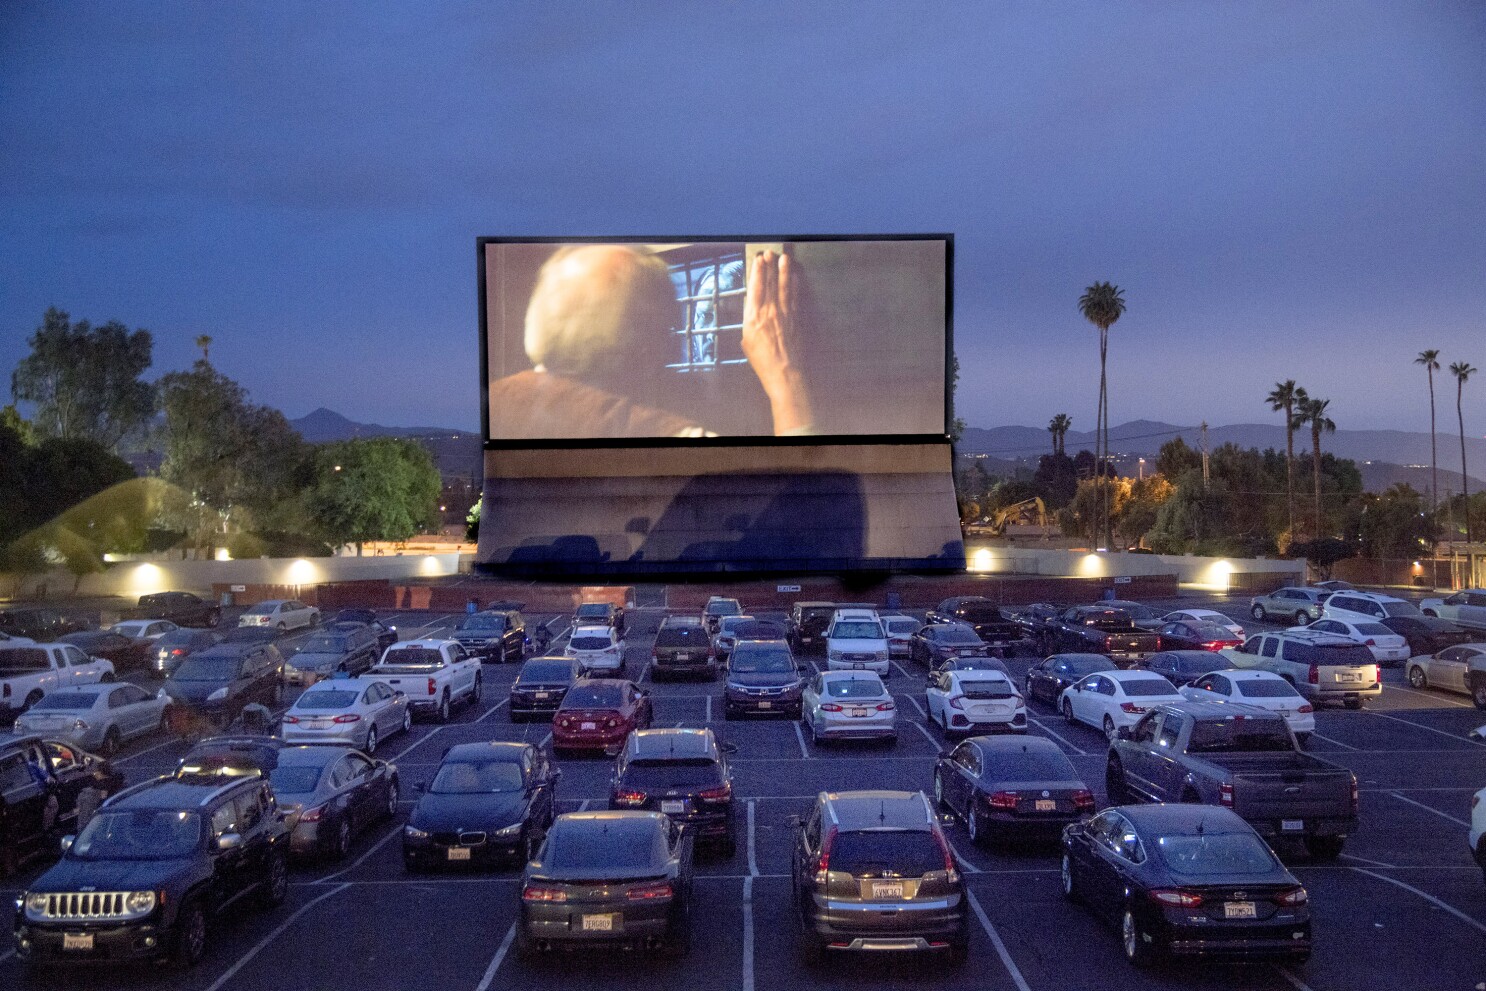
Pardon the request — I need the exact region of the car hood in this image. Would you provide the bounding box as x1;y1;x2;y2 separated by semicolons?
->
289;652;346;671
410;792;526;831
163;679;233;703
32;856;198;893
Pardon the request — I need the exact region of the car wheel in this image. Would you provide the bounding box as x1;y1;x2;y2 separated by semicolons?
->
1472;675;1486;711
471;673;483;704
332;819;352;861
800;932;827;966
364;726;378;755
1103;715;1117;741
401;709;412;734
100;726;122;757
663;899;692;959
1060;852;1080;903
967;804;984;847
22;690;43;714
99;672;115;683
259;851;289;907
271;681;284;707
437;691;451;724
933;772;947;811
1407;665;1427;689
1422;608;1438;618
521;830;539;864
277;622;287;633
1121;906;1157;967
945;930;969;969
810;718;823;746
1105;757;1130;804
1304;834;1345;860
173;900;207;967
1062;698;1076;725
385;779;399;820
1295;610;1312;626
1251;604;1266;621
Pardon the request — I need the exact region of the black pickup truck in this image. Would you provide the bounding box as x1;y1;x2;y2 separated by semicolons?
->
925;597;1026;653
1105;700;1358;859
1033;606;1162;664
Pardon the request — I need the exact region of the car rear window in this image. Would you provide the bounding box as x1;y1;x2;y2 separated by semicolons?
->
1062;657;1115;675
460;615;507;631
824;678;885;698
521;661;576;683
1187;717;1294;752
296;690;358;710
562;684;623;707
570;636;614;651
546;822;663;871
301;636;348;653
244;602;278;614
987;751;1077;781
828;830;942;878
1352;623;1392;636
269;766;322;794
939;630;984;646
656;627;706;647
1157;832;1279;876
1235;679;1302;699
30;691;101;710
958;678;1016;699
621;758;723;790
1282;642;1375;666
885;619;920;635
1120;678;1178;697
1178;655;1234;673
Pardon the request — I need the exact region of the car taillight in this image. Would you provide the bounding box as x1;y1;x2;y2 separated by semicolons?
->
428;677;437;695
1298;704;1314;713
613;789;647;805
815;825;838;881
1119;702;1146;713
1072;789;1096;811
1350;775;1359;815
604;716;619;728
282;715;300;724
1149;889;1203;907
932;826;959;882
332;714;361;723
1219;782;1234;808
707;647;717;659
698;783;732;802
1307;664;1319;685
1364;639;1375;647
988;791;1018;809
948;696;966;710
651;647;658;658
876;701;895;711
627;880;673;901
300;805;324;823
819;703;843;712
522;884;567;902
171;648;185;655
1274;887;1308;906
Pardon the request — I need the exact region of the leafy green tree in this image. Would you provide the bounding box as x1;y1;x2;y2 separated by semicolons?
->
1155;437;1201;480
1287;537;1356;581
1032;452;1079;509
1358;484;1438;560
465;500;482;542
1079;282;1126;550
306;437;441;554
11;307;154;451
1147;470;1232;553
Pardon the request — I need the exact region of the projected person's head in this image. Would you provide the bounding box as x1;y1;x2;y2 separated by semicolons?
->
523;245;677;396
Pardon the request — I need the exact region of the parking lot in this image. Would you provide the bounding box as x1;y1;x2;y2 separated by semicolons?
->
3;594;1484;990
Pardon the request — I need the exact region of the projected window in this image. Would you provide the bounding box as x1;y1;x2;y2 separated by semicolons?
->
666;250;746;372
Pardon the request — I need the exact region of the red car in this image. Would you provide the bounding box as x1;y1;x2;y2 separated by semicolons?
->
551;679;652;756
1155;621;1243;652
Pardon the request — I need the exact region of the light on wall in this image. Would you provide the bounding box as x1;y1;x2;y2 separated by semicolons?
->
970;548;994;573
1078;554;1105;578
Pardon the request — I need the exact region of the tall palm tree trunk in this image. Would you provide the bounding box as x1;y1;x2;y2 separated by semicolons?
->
1428;367;1438;515
1460;380;1473;548
1284;415;1295;540
1312;427;1323;537
1100;327;1111;550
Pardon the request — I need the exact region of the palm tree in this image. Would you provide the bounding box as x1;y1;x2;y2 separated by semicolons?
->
1296;396;1335;537
195;335;212;363
1266;380;1303;541
1415;350;1441;515
1079;282;1126;550
1048;413;1072;456
1451;362;1476;549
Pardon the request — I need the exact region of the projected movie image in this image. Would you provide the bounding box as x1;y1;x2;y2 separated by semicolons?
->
483;238;948;441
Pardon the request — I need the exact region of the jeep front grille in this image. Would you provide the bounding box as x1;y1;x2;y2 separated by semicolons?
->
28;891;154;922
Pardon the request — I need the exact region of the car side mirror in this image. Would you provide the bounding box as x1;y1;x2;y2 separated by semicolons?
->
1115;726;1132;740
216;832;243;851
60;834;75;853
720;742;739;755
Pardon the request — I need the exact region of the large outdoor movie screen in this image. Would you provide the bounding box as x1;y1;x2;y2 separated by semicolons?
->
482;237;949;441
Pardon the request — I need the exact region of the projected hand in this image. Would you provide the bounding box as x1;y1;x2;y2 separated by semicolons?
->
742;250;815;435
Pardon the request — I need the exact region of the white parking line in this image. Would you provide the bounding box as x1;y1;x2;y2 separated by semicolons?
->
947;837;982;874
1306;732;1358;750
965;889;1032;991
912;721;941;749
317;825;402;885
473;698;509;723
741;875;756;991
747;799;760;878
1339;852;1397;869
473;923;518;991
1274;965;1318;991
1384;683;1473;708
1346;866;1486;936
891;660;915;680
1027;717;1088;756
1388;791;1471;827
1361;709;1486;746
114;736;182;765
792;721;811;759
203;882;351;991
386;726;447;763
578;799;591;812
706;696;712;722
900;693;927;718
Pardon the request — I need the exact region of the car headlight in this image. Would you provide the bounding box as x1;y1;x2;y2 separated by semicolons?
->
207;687;229;702
403;825;429;840
72;719;89;731
875;652;888;662
24;893;48;915
125;891;157;914
494;822;523;839
827;649;842;661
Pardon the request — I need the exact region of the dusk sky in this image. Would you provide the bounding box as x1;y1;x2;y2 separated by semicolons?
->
2;3;1482;436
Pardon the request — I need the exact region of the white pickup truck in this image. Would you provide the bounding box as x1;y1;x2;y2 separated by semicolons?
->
367;638;482;723
0;643;116;722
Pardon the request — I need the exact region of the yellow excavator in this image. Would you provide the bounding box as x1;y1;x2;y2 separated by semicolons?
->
967;497;1048;536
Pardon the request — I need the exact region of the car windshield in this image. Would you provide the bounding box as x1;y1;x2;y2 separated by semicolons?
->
545;822;661;871
295;690;358;710
576;605;610;618
1235;680;1302;699
520;661;576;683
1120;678;1178;698
730;648;794;673
300;636;348;653
987;751;1078;780
832;622;883;639
1187;717;1294;752
431;759;524;794
1187;623;1235;639
562;685;623;708
957;605;1005;622
1063;658;1114;675
268;766;322;795
621;758;724;789
706;600;742;616
828;831;942;878
461;615;506;630
74;810;201;860
958;678;1016;699
172;657;241;681
29;691;101;711
379;648;442;667
0;648;48;673
244;603;279;615
824;678;884;699
1379;601;1422;618
570;636;613;651
1157;832;1279;876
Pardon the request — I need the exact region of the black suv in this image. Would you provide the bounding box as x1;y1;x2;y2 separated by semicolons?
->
162;642;285;735
452;610;527;662
788;602;838;655
132;592;222;629
790;790;967;965
650;616;715;680
0;609;88;642
609;728;736;855
0;735;124;876
14;774;289;967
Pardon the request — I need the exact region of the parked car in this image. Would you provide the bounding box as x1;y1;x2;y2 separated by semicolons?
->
1420;588;1486;631
789;789;967;964
452;609;527;662
1061;804;1312;966
1179;670;1316;742
508;655;583;722
328;610;398;653
910;622;990;668
1375;614;1475;657
175;736;283;778
151;629;223;676
552;679;652;756
787;601;839;655
270;745;399;861
610;728;737;854
881;614;922;659
1138;650;1236;688
1224;629;1381;708
723;640;806;719
14;773;288;967
930;655;1012;680
404;741;558;869
1040;607;1162;664
370;639;483;723
1103;600;1166;632
1161;609;1244;639
1322;591;1428;632
280;678;411;755
1301;617;1410;666
129;591;222;628
711;614;757;662
801;671;896;744
1024;653;1117;706
0;735;124;877
13;684;171;755
1;644;115;725
650;615;715;680
282;626;382;685
0;609;88;642
567;624;626;677
1059;670;1185;741
575;601;625;636
109;619;180;641
1249;587;1327;625
824;609;890;675
1152;621;1241;653
1405;643;1486;708
925;668;1027;737
237;599;319;632
1105;700;1357;858
702;596;743;634
933;736;1095;845
1472;787;1486;881
58;630;155;672
518;810;693;957
926;596;1024;651
161;641;285;734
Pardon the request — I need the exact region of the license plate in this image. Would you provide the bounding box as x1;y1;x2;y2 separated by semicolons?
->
850;708;868;717
959;649;975;656
447;847;472;861
758;700;772;709
582;914;615;931
1035;799;1056;812
1223;901;1257;919
581;721;597;730
675;653;690;661
63;932;94;951
1337;672;1360;682
853;663;864;669
872;881;905;898
1281;819;1304;832
534;692;550;700
661;800;685;814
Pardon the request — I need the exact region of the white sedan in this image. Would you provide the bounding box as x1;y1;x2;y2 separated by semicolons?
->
802;670;896;744
926;669;1026;736
1161;609;1244;639
280;677;412;755
1179;669;1316;742
238;599;321;632
1405;643;1486;703
1060;670;1185;741
12;683;170;755
567;625;625;675
1299;618;1410;666
1471;787;1485;882
109;619;181;641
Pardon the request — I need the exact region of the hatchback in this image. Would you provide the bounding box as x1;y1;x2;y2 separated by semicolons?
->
609;728;736;854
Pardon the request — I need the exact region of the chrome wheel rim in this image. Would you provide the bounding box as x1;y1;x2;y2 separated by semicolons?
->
1061;854;1073;894
1122;911;1137;959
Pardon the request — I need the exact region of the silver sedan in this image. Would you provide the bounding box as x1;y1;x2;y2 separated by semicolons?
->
280;678;412;756
801;671;897;744
12;683;170;755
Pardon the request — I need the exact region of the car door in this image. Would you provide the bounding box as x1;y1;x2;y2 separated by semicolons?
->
926;670;948;720
949;741;980;817
1148;711;1190;798
1071;675;1101;725
1071;811;1124;919
338;753;380;833
1431;647;1469;693
1117;712;1163;798
0;748;51;851
207;800;247;908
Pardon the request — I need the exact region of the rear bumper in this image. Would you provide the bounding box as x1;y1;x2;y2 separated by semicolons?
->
805;897;966;949
1247;816;1357;839
1160;918;1312;959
